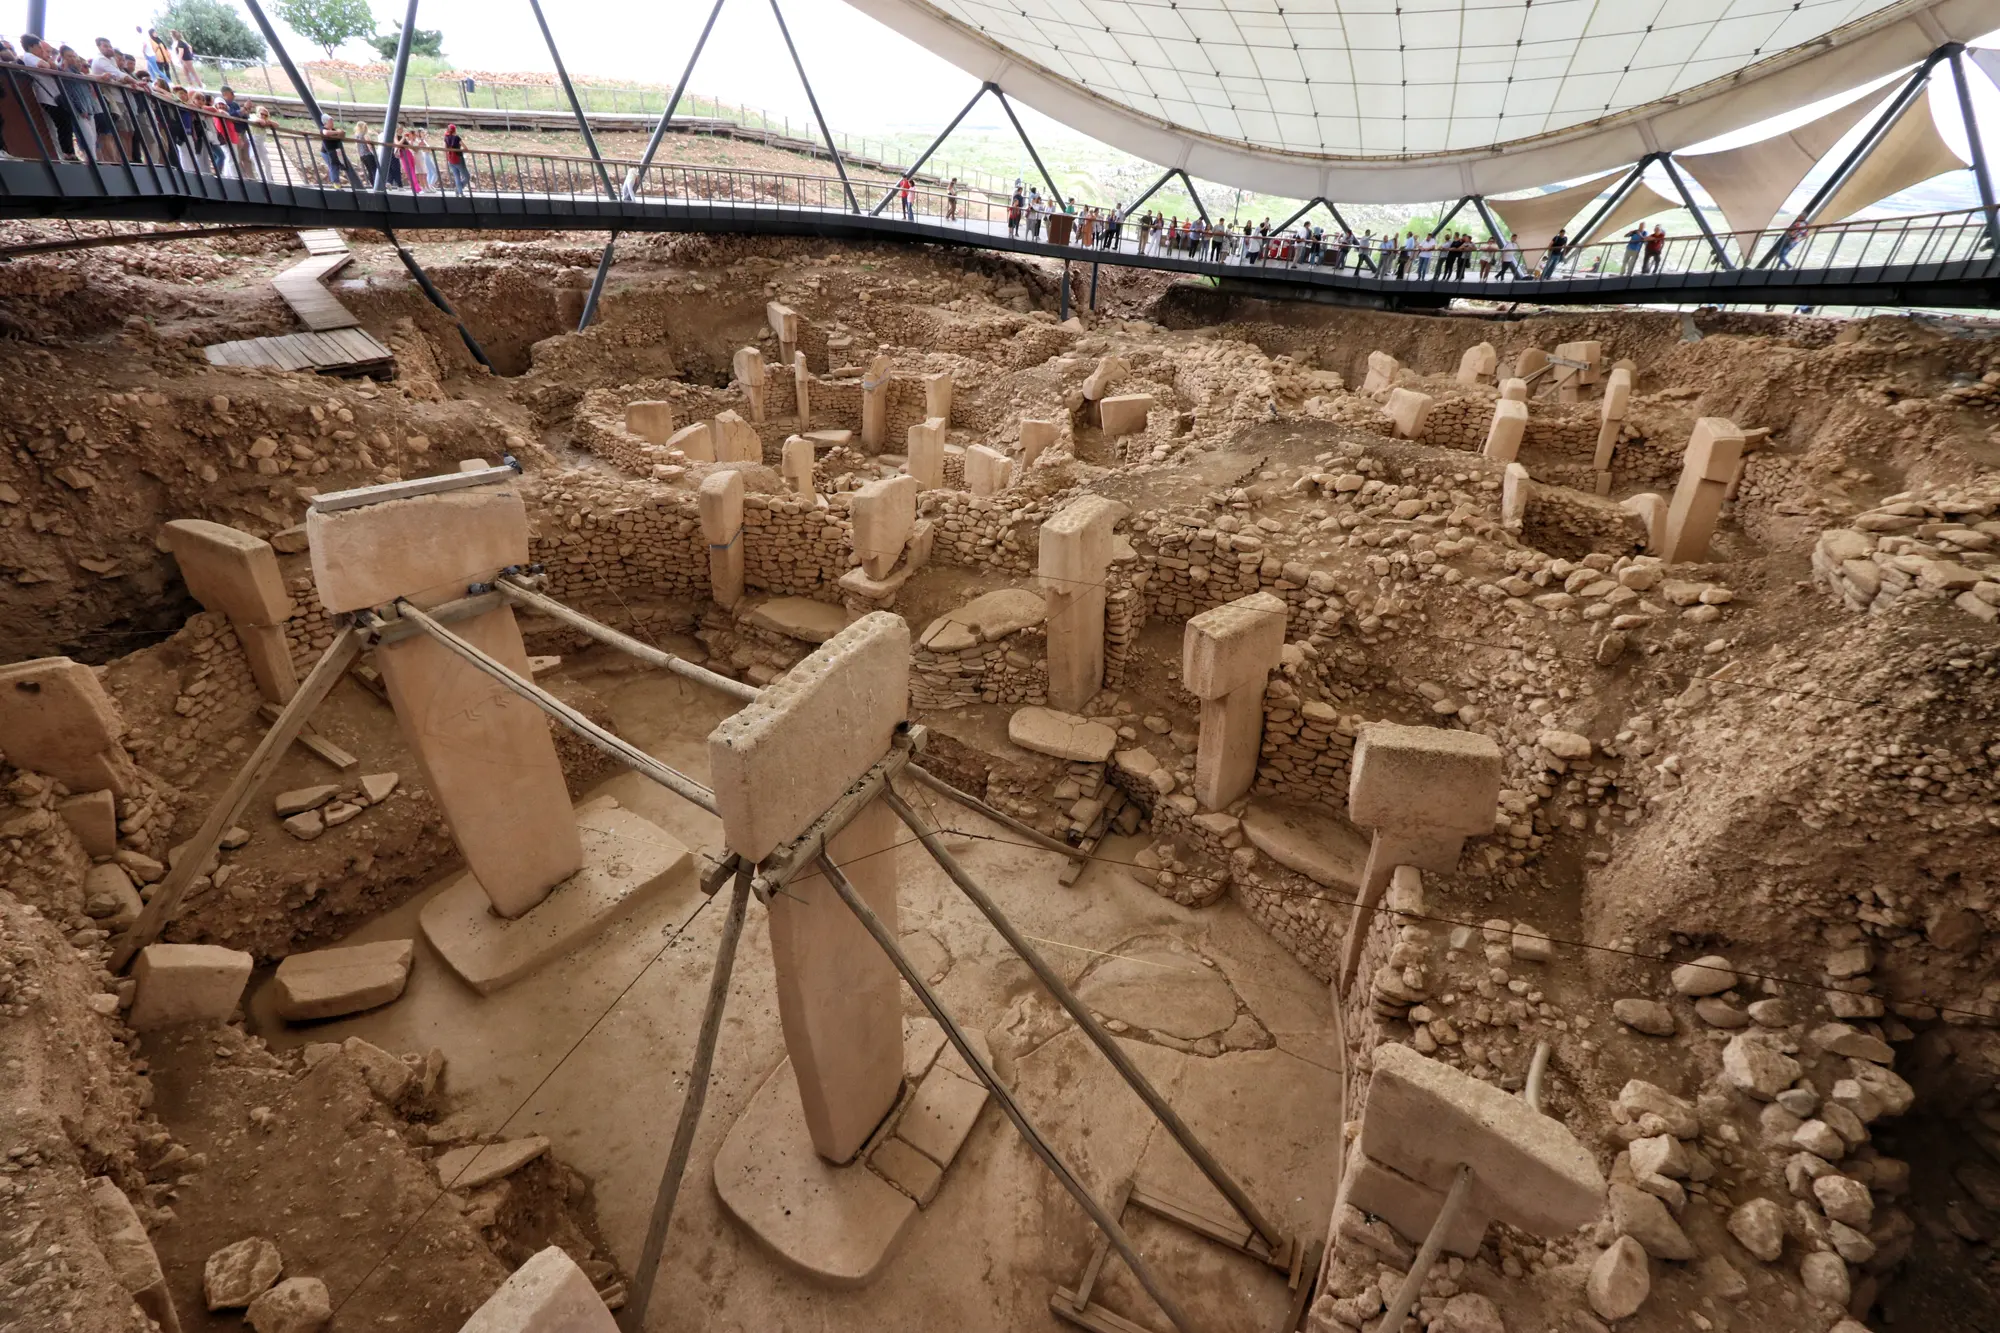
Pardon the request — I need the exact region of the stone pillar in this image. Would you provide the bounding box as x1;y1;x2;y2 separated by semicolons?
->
924;372;953;424
1038;495;1128;712
1020;417;1058;466
767;301;799;366
1099;395;1154;439
1385;387;1433;440
964;445;1011;497
851;474;916;579
1456;341;1497;385
1500;377;1527;402
1362;350;1400;397
707;614;911;1163
1081;354;1127;404
668;422;714;462
162;519;299;704
1182;591;1286;810
626;401;676;445
1501;462;1531;530
1514;348;1549;382
1483;399;1528;463
1660;418;1743;563
793;351;811;426
906;417;945;490
0;657;137;797
1553;340;1602;405
860;354;891;449
734;347;768;424
713;410;761;464
781;435;815;497
700;469;746;609
1593;366;1632;492
309;480;580;919
1622;493;1668;551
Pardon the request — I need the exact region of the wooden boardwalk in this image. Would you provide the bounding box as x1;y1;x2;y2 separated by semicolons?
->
204;230;393;377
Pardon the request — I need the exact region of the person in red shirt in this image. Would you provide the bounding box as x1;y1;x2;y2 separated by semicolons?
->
898;175;913;221
444;123;470;193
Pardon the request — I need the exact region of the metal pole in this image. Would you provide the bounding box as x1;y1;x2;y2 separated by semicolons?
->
1427;195;1470;239
26;0;44;39
1059;261;1070;319
619;865;751;1332
528;0;614;197
1178;170;1209;223
904;765;1086;862
872;82;988;215
884;788;1286;1253
1470;195;1518;275
1088;261;1098;310
770;0;857;212
241;0;323;126
497;577;758;700
994;87;1065;212
636;0;729;178
1568;156;1651;248
1274;195;1324;233
579;233;617;332
1123;165;1176;217
816;854;1198;1333
373;0;421;190
1949;46;2000;255
381;228;493;368
1659;156;1733;269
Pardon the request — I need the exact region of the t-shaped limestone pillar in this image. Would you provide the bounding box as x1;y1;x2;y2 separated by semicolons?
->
924;372;953;424
781;435;815;497
307;478;581;918
1038;495;1128;712
1660;417;1743;563
851;474;917;580
1020;417;1058;466
1182;591;1286;810
625;401;676;445
1385;387;1433;440
1513;348;1549;382
700;470;746;609
162;519;298;703
1501;462;1532;530
1594;366;1633;477
906;417;946;490
1499;377;1528;402
964;444;1012;497
734;347;768;423
0;657;137;797
1456;342;1497;385
792;351;811;426
707;613;911;1162
713;410;762;464
860;354;892;449
1483;399;1527;464
1340;722;1501;988
767;301;799;366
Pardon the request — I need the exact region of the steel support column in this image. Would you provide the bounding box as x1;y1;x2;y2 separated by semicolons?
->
994;87;1067;213
1569;157;1653;247
1178;170;1209;223
241;0;324;127
1122;166;1178;217
528;0;615;197
636;0;729;183
1949;46;2000;255
1427;195;1473;238
373;0;422;191
1274;195;1326;234
1659;156;1733;269
1470;196;1519;275
579;233;617;331
382;228;493;368
873;83;988;215
771;0;857;212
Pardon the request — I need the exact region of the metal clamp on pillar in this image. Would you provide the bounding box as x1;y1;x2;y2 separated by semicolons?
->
754;725;927;889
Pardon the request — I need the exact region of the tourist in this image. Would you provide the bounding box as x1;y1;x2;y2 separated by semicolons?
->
214;85;256;177
17;36;76;160
445;123;471;192
1006;185;1022;236
945;177;959;221
354;120;378;186
320;116;354;187
396;130;421;193
1773;217;1808;268
898;174;914;221
1416;231;1435;279
1026;188;1042;240
143;27;169;80
55;45;109;163
1620;224;1646;275
172;30;199;87
1541;229;1568;277
1643;223;1667;274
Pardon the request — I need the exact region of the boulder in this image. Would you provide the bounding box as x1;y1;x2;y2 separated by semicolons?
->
130;944;253;1031
436;1136;551;1189
1612;998;1675;1036
270;940;415;1022
1586;1236;1650;1320
1609;1183;1694;1260
1670;955;1737;996
1727;1197;1786;1261
340;1037;414;1103
204;1236;283;1310
1721;1033;1802;1100
246;1277;332;1333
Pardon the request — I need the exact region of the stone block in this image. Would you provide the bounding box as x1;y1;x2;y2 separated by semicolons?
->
781;435;814;496
924;372;953;422
436;1136;549;1189
896;1061;989;1166
793;351;812;423
1362;350;1399;396
270;940;414;1021
871;1136;943;1206
1240;801;1369;888
162;520;291;624
1098;393;1154;438
83;863;142;928
0;656;134;796
624;401;675;444
1682;417;1745;483
964;444;1012;496
130;944;254;1030
734;345;767;386
1501;462;1531;529
458;1245;617;1333
307;480;530;613
708;613;910;862
1484;399;1528;463
767;301;798;345
851;474;917;579
246;1276;329;1333
1601;368;1632;422
204;1236;282;1309
1514;348;1549;380
1020;417;1058;465
1623;493;1668;551
1038;495;1128;593
1081;355;1127;401
1362;1043;1605;1236
713;410;762;464
1348;723;1503;837
860;354;892;448
906;417;946;490
1385;387;1433;439
746;598;854;644
1182;591;1287;699
1457;341;1498;385
1338;1140;1489;1255
667;422;714;462
1008;707;1117;763
59;789;118;857
1499;377;1528;401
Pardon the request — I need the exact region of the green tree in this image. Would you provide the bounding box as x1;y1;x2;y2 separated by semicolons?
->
365;23;444;60
272;0;375;58
153;0;268;61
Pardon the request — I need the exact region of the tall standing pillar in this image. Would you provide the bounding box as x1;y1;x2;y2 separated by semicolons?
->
162;520;299;703
734;347;768;423
1183;591;1287;809
924;372;953;424
1020;417;1058;466
1038;495;1128;712
1660;418;1744;563
793;351;812;426
767;301;799;368
860;354;891;449
308;479;581;918
906;417;946;490
781;435;815;497
700;469;746;609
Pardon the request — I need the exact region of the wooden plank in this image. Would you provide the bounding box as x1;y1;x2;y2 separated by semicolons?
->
1070;1179;1135;1313
268;337;315;372
1129;1184;1257;1253
1049;1292;1164;1333
259;702;359;770
1278;1240;1324;1333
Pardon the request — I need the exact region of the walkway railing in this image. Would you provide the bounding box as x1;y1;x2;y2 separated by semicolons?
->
4;65;1996;306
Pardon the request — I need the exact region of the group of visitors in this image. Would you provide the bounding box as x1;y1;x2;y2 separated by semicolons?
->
317;119;467;193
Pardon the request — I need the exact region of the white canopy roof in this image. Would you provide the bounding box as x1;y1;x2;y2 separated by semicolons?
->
842;0;1994;202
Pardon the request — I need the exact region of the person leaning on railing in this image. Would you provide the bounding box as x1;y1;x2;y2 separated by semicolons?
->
320;116;357;187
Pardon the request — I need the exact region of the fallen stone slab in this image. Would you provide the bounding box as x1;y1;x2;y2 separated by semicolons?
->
341;1037;416;1103
360;772;399;804
58;789;118;857
204;1235;283;1310
1241;801;1369;888
436;1136;550;1189
87;1177;178;1333
1336;1141;1489;1256
745;596;855;644
1008;706;1117;763
130;944;254;1031
274;784;339;817
1076;949;1236;1040
459;1245;616;1333
922;588;1045;649
1362;1042;1605;1236
270;940;415;1022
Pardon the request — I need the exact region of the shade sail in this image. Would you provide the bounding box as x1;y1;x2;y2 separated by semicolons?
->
1818;92;1966;222
1678;88;1891;246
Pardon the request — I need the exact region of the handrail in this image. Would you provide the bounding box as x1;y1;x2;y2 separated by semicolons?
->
4;62;1994;296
